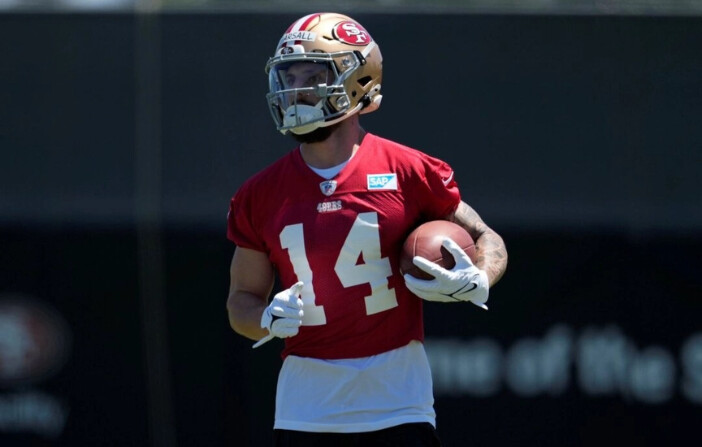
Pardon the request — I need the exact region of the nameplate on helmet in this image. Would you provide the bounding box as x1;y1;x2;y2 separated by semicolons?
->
281;31;317;43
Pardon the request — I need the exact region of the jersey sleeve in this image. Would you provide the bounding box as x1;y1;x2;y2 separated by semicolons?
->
227;182;266;252
413;153;461;220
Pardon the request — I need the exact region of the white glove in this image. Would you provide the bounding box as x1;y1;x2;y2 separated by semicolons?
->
253;281;304;348
403;237;489;309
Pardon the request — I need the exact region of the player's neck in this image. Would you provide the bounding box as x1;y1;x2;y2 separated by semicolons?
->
300;118;366;169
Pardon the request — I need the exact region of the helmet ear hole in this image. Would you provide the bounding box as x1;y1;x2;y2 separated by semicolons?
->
357;76;372;87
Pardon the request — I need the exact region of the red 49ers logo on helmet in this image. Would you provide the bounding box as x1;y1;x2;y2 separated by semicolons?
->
332;21;372;46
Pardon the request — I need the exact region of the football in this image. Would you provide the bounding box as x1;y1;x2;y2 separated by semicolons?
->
400;220;476;280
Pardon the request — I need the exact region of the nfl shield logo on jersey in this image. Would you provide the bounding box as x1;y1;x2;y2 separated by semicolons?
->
320;180;338;196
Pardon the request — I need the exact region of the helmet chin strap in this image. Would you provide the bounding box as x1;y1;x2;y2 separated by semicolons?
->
283;101;325;135
285;101;365;135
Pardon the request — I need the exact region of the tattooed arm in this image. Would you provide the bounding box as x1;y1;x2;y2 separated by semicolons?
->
445;201;508;286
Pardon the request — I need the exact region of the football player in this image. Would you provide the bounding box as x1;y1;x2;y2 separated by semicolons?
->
226;12;508;446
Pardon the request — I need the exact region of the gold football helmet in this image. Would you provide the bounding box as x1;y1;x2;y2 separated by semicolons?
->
265;13;383;135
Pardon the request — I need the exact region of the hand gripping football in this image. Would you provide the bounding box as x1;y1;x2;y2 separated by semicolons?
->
400;220;476;280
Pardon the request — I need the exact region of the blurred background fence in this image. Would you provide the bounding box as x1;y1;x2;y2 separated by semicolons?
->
1;1;701;446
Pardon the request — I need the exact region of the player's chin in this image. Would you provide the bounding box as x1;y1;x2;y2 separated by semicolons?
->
289;122;340;144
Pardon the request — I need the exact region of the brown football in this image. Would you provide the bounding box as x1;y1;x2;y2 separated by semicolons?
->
400;220;476;280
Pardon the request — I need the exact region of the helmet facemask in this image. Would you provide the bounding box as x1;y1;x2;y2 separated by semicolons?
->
265;50;367;135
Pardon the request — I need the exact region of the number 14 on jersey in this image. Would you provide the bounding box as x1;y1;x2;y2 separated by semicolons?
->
280;211;399;326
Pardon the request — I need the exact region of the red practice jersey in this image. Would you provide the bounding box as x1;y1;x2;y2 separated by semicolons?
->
228;133;461;359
